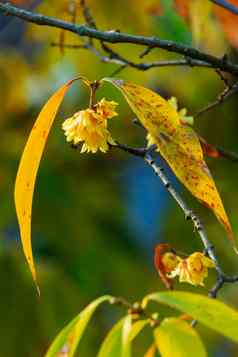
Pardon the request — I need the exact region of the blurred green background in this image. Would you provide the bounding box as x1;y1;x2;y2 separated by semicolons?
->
1;0;238;356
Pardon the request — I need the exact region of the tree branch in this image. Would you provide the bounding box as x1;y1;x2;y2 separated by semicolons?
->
110;142;238;297
1;3;238;75
211;0;238;15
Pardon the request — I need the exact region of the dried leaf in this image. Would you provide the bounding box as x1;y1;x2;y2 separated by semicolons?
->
104;79;235;249
154;244;173;289
14;77;81;292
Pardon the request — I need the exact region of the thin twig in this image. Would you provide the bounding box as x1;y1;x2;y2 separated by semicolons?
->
51;42;213;70
79;0;212;73
211;0;238;15
1;3;238;75
195;82;238;118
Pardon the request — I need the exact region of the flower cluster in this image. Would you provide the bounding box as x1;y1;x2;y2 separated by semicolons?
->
62;98;118;153
159;251;215;286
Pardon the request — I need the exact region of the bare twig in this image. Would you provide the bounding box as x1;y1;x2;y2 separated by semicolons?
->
1;3;238;75
215;69;230;87
139;46;154;58
211;0;238;15
195;82;238;118
50;42;213;70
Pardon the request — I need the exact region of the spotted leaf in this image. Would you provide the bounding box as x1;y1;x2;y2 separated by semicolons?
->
104;78;235;249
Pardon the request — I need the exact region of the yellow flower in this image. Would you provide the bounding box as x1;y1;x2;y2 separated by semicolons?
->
168;96;194;126
62;108;115;153
161;252;180;273
94;98;118;119
170;252;215;286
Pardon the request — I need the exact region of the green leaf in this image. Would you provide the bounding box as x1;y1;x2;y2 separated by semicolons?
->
144;291;238;343
97;318;125;357
127;319;149;343
97;317;148;357
154;318;207;357
45;295;112;357
122;318;149;357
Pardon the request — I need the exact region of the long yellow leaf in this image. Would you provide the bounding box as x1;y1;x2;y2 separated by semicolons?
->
14;78;79;292
104;79;235;249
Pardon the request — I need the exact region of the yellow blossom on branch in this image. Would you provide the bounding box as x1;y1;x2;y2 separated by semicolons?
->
94;98;118;119
62;99;117;153
170;252;215;286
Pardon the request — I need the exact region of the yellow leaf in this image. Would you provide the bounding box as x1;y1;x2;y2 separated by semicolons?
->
14;77;81;292
104;79;235;249
154;318;207;357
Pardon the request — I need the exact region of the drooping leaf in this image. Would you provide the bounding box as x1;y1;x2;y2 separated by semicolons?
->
104;78;235;248
143;291;238;343
14;77;81;291
154;317;207;357
45;295;112;357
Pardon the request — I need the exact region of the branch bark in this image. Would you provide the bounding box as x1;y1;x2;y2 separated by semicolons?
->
1;2;238;75
211;0;238;15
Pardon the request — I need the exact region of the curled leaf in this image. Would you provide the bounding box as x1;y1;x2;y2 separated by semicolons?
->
154;244;174;289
